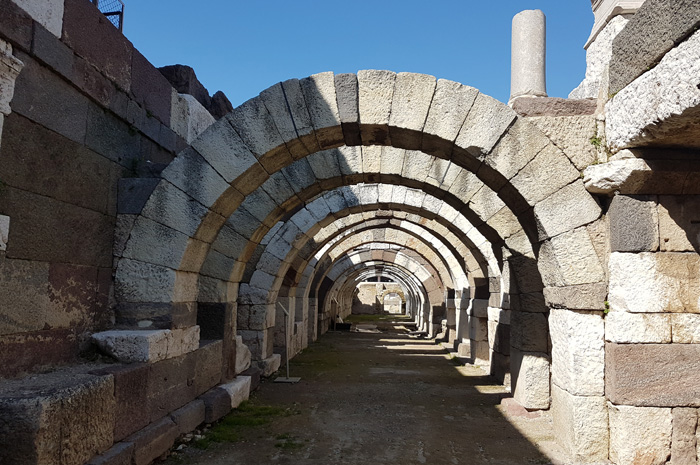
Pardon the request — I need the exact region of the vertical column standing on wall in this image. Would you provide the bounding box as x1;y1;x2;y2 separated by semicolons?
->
509;9;547;105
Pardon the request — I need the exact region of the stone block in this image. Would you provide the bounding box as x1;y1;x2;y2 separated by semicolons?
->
606;342;700;407
510;144;580;208
121;216;191;269
551;383;609;463
607;27;700;150
357;69;396;145
259;81;311;159
485;120;549;189
31;21;73;78
191;117;259;184
0;368;115;465
658;195;700;252
93;363;150;442
609;252;700;314
608;0;700;95
93;327;200;363
672;314;700;344
422;79;478;158
130;50;172;126
511;349;550;410
241;365;263;392
543;283;607;310
127;416;179;465
62;0;133;90
534;181;602;241
161;148;230;212
513;97;597;117
147;352;197;422
455;92;516;159
510;311;548;352
170;400;205;435
0;0;33;51
507;255;544;294
236;336;252;374
0;257;50;335
200;387;231;423
194;340;223;396
468;316;488;342
334;73;361;145
606;312;671;343
609;195;659;252
171;93;215;143
86;442;134;465
300;71;343;149
670;408;697;465
258;353;282;377
11;52;90;144
528;115;597;171
389;72;436;149
220;376;252;409
549;309;605;396
608;403;672;465
0;328;80;378
539;228;606;287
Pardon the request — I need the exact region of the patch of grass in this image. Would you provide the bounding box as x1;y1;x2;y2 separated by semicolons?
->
589;135;603;148
274;434;305;450
195;400;301;447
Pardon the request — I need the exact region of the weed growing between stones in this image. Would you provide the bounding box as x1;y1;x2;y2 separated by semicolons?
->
191;400;301;450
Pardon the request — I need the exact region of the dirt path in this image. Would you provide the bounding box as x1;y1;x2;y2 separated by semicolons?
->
166;316;566;465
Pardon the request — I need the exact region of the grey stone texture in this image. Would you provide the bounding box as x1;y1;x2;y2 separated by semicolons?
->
608;194;659;252
0;368;115;465
608;0;700;95
510;9;547;101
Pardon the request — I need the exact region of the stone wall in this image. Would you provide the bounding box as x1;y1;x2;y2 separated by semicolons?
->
0;1;249;464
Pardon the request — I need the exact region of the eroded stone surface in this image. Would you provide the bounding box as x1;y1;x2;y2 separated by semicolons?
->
609;252;700;314
549;309;604;396
551;384;609;463
608;403;672;465
606;343;700;407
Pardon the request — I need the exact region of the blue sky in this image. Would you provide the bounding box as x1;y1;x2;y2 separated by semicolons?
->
123;1;593;107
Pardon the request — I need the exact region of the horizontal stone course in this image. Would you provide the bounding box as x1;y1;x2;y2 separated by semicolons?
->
0;367;115;465
606;342;700;407
609;252;700;314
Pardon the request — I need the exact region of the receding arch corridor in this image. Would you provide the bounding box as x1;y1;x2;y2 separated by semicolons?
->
167;316;565;465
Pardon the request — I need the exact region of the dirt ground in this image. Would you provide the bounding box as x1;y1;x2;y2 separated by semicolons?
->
165;315;567;465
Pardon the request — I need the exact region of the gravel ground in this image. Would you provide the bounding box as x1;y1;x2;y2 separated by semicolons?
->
164;316;567;465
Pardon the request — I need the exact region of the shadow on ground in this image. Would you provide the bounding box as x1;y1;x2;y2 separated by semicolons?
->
164;314;566;465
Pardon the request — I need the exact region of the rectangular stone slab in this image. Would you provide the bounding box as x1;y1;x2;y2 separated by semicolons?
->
606;342;700;407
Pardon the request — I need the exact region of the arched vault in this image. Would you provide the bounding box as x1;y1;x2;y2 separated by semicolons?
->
113;70;606;411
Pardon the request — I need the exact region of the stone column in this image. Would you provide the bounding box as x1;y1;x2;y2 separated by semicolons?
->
510;9;547;104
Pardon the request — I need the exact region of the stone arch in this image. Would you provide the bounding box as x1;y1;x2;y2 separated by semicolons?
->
113;70;606;412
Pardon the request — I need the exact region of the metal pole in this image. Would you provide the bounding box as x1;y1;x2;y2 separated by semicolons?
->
274;302;300;383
